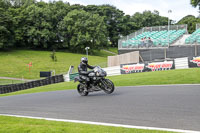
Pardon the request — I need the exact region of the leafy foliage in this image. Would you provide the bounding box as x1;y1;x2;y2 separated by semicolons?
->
131;10;168;28
58;9;108;52
0;0;194;51
178;15;200;33
191;0;200;7
50;50;57;62
0;0;14;48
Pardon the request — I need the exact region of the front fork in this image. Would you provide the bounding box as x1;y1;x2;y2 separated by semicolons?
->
99;78;107;90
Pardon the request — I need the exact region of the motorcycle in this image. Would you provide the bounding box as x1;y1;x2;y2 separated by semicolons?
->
74;66;115;96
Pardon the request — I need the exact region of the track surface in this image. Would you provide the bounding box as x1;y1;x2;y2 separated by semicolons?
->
0;85;200;131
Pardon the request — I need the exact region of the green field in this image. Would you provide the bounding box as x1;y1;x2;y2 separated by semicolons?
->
0;49;114;79
0;79;25;85
1;68;199;97
111;68;200;86
0;115;175;133
108;47;118;54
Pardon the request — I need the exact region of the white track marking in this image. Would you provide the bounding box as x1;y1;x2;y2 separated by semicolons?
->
0;114;199;133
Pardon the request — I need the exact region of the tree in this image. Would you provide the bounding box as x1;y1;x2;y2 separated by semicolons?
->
9;0;36;7
191;0;200;7
97;5;125;47
190;0;200;17
178;15;200;33
0;0;14;49
84;4;126;47
118;15;138;36
23;2;53;49
131;10;168;28
50;50;57;62
47;1;70;49
58;9;108;53
0;0;173;50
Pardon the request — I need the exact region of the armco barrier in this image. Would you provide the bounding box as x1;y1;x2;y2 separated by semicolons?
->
0;74;64;94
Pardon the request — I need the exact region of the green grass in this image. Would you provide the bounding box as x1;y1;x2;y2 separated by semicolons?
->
0;79;25;85
93;49;115;57
0;49;112;79
0;115;175;133
110;68;200;86
1;68;200;97
107;47;118;54
93;47;118;57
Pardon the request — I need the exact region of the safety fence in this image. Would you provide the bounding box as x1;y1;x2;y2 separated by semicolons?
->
0;75;64;94
196;23;200;30
119;45;200;62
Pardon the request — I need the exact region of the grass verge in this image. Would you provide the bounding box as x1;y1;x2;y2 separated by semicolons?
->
0;49;110;79
1;68;200;97
110;68;200;86
0;79;25;85
0;115;175;133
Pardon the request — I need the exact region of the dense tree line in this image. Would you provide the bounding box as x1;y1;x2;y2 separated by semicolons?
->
191;0;200;7
178;15;200;34
179;0;200;34
0;0;177;52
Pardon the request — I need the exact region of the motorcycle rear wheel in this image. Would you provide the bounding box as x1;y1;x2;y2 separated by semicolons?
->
77;83;88;96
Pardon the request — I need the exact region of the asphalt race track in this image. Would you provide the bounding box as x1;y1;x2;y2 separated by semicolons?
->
0;85;200;131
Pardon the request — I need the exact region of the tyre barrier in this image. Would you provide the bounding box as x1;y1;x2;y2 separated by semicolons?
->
0;75;64;94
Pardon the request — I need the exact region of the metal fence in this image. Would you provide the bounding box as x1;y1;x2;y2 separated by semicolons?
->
0;75;64;94
119;45;200;62
196;23;200;30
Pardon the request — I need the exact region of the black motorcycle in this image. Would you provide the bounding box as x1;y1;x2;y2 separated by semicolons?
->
74;66;115;96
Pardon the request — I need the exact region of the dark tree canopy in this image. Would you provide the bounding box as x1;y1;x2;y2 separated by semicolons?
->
0;0;193;51
191;0;200;7
178;15;200;33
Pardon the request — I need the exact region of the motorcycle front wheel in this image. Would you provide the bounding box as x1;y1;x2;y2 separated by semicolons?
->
77;83;88;96
102;79;115;94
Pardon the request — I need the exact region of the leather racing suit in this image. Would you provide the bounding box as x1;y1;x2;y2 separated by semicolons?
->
78;62;95;88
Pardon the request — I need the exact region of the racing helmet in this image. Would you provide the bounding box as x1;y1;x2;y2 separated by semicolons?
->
81;57;88;64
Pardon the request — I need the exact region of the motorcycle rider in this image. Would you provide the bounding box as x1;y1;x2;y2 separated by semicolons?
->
78;57;95;90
